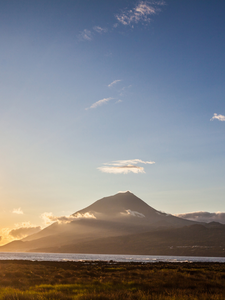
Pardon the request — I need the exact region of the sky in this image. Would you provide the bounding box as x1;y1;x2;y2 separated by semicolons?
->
0;0;225;245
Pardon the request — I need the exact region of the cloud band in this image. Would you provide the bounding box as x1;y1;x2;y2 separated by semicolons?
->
98;159;155;174
175;211;225;224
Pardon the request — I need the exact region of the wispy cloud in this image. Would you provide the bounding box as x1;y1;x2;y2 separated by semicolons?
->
175;211;225;224
41;212;96;225
9;225;41;239
78;29;92;41
119;85;132;96
115;1;165;26
79;1;164;43
85;97;113;110
108;80;121;87
121;209;145;218
107;159;155;165
93;26;107;33
98;165;145;174
210;113;225;121
120;85;132;91
12;208;23;215
78;27;107;42
98;159;155;174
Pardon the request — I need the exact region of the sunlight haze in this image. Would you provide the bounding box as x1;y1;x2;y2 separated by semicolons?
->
0;0;225;246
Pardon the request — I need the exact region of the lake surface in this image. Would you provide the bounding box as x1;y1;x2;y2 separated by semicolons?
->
0;252;225;263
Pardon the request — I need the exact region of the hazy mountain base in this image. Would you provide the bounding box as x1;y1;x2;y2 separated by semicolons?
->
30;223;225;257
0;260;225;300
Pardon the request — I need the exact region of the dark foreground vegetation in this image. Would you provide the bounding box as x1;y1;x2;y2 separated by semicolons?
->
0;260;225;299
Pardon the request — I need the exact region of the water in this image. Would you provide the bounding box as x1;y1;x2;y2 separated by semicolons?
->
0;252;225;263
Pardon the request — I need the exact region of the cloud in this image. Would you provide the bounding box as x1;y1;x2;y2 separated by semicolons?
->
175;211;225;224
85;97;113;110
12;208;23;214
78;29;92;41
115;1;165;26
210;113;225;121
98;165;145;174
0;228;15;245
78;27;107;42
79;1;164;43
121;209;145;218
93;26;107;33
107;159;155;165
98;159;155;174
41;212;96;225
9;226;41;239
108;80;121;87
119;85;132;96
0;222;41;245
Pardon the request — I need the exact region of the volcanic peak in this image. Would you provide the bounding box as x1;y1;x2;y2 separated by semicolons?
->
73;191;158;218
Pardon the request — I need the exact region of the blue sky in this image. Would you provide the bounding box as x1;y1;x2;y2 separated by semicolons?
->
0;0;225;244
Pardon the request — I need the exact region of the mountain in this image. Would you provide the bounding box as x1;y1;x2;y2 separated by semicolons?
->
73;191;195;227
1;191;224;256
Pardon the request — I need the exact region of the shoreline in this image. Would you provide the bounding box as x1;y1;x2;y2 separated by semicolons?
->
1;251;225;264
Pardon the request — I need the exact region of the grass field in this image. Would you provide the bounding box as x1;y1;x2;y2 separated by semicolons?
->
0;260;225;299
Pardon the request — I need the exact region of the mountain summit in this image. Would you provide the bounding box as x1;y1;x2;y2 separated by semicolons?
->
73;191;158;219
73;191;194;228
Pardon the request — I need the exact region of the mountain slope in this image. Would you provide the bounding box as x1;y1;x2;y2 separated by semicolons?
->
0;191;197;253
32;223;225;257
23;192;195;243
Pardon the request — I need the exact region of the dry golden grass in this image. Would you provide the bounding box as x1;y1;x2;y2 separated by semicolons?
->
0;260;225;299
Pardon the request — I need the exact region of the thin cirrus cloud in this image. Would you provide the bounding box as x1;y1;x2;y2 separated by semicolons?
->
98;159;155;174
12;208;24;214
78;29;92;41
78;26;107;42
108;79;121;87
85;97;113;110
119;85;132;96
175;211;225;224
210;113;225;121
93;26;108;33
115;0;165;26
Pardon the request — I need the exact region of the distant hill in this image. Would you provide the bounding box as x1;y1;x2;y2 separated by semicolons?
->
1;191;224;256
